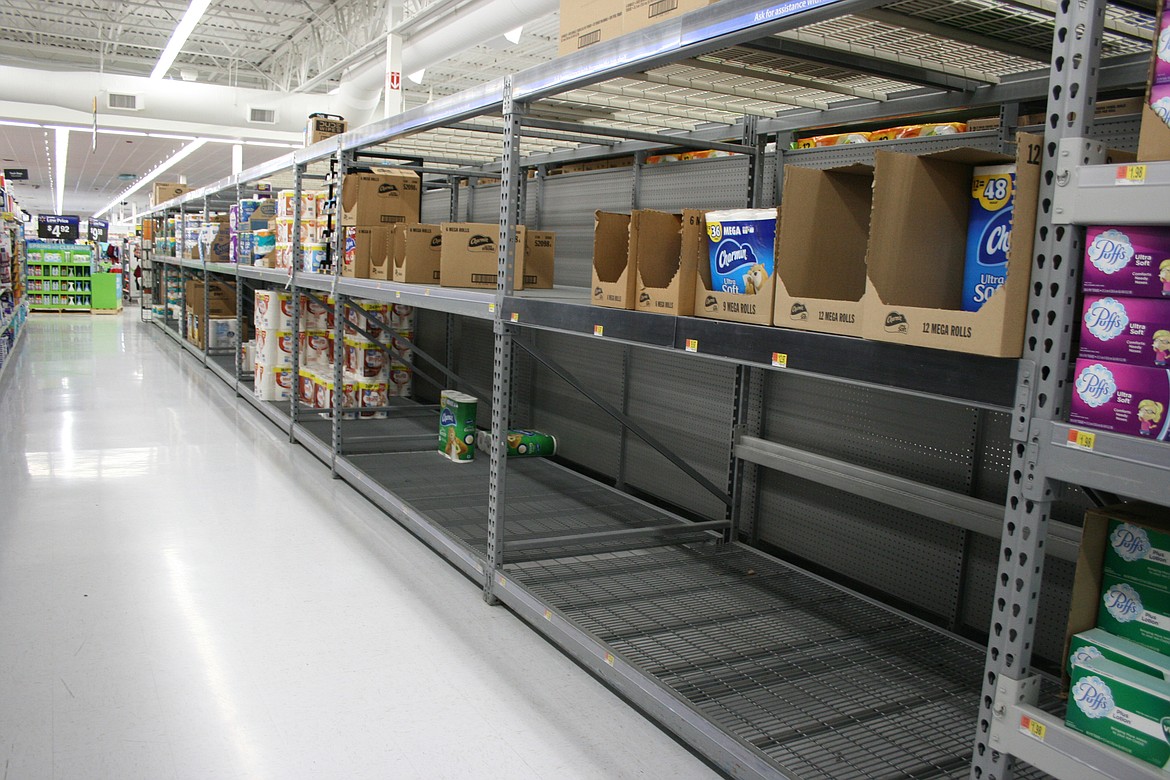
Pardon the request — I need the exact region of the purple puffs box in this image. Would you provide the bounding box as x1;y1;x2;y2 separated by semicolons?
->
1081;296;1170;368
1083;226;1170;297
1071;358;1170;441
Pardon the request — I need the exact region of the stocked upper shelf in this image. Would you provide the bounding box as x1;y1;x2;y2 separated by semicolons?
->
138;0;1158;218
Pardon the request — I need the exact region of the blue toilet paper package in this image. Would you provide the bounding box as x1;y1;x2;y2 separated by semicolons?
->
705;209;778;295
961;164;1016;311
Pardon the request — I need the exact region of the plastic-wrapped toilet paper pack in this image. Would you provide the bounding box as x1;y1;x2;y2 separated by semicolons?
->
254;290;295;330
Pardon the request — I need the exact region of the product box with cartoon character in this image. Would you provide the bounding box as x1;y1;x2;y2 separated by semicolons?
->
1081;295;1170;368
773;164;873;337
1083;225;1170;298
860;134;1041;356
1070;358;1170;440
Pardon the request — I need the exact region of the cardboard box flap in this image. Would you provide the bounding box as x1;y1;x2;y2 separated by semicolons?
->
778;164;872;302
866;151;972;310
914;146;1016;166
594;211;631;283
632;210;683;288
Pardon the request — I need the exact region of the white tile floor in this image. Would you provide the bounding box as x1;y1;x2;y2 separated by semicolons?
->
0;312;719;780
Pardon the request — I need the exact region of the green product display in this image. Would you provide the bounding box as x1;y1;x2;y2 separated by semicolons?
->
27;243;94;312
1106;519;1170;595
1069;628;1170;681
1067;655;1170;769
1098;575;1170;656
91;273;119;311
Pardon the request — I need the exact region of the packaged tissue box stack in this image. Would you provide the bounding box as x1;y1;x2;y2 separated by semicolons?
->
1065;503;1170;767
1071;226;1170;442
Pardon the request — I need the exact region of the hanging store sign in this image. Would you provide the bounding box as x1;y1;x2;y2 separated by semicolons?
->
88;219;109;243
3;169;28;180
37;214;80;241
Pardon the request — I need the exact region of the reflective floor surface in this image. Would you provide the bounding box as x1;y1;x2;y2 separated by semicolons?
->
0;312;718;779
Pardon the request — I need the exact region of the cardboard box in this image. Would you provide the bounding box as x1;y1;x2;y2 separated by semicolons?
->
558;0;623;55
184;278;236;317
1069;358;1170;441
633;210;690;315
1082;225;1170;297
1067;655;1170;769
691;209;777;326
774;164;872;337
1064;503;1170;688
1098;575;1170;655
859;133;1042;357
388;224;442;284
1095;97;1144;118
152;182;190;205
1069;628;1170;681
342;226;392;279
965;117;1001;131
1080;295;1170;368
591;212;633;309
439;223;555;290
623;0;718;34
305;115;347;146
340;169;421;227
1139;102;1170;162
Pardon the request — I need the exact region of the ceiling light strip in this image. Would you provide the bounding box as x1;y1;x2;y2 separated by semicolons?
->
94;138;208;218
151;0;213;80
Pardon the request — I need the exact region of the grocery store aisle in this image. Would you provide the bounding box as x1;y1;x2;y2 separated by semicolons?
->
0;312;718;780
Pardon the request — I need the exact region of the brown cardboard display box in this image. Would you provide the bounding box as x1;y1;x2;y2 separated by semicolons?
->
558;0;623;55
1063;503;1170;691
860;133;1042;357
152;182;190;205
305;115;347;146
340;169;421;227
690;210;778;326
387;224;442;284
623;0;718;34
774;164;872;337
184;278;237;317
439;223;555;290
635;210;691;315
591;212;634;309
1139;104;1170;162
342;226;392;279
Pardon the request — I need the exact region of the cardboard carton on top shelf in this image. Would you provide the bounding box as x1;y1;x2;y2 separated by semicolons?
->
774;164;873;337
591;212;634;309
439;223;555;290
387;224;442;284
305;115;347;146
558;0;623;56
151;182;190;206
859;133;1042;357
623;0;719;35
690;210;777;327
633;210;690;315
340;169;421;227
342;226;392;279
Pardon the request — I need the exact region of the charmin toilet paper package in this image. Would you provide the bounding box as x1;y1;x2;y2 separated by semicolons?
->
1066;655;1170;769
961;165;1016;312
255;290;294;329
705;209;778;295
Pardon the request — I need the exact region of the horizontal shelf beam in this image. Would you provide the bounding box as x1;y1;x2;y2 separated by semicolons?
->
736;436;1080;561
503;520;729;552
1054;154;1170;225
1037;421;1170;507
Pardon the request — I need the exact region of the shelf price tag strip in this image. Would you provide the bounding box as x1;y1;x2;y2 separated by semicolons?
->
1066;428;1097;451
1115;165;1147;186
1019;715;1046;741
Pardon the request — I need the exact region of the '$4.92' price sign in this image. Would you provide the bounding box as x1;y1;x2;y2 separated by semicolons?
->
37;214;80;242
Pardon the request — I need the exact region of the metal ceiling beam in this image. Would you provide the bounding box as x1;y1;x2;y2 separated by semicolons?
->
740;35;991;92
857;8;1050;62
680;57;890;102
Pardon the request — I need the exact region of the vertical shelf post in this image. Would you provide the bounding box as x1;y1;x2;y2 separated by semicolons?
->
290;163;304;441
201;195;209;365
971;0;1107;775
485;76;522;603
330;147;352;477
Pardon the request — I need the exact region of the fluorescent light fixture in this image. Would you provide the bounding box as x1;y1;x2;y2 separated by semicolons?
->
55;127;68;215
505;26;523;44
93;138;207;217
150;0;213;80
0;120;41;128
407;69;426;85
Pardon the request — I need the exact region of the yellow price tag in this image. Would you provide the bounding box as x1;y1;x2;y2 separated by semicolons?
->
1020;716;1046;741
543;610;552;621
1067;429;1096;451
510;312;519;322
593;325;604;337
1116;164;1148;185
424;288;431;296
685;339;699;353
605;653;615;666
497;575;507;588
772;352;788;368
488;303;496;313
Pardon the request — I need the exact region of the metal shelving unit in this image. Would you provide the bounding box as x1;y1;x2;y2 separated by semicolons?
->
129;0;1170;776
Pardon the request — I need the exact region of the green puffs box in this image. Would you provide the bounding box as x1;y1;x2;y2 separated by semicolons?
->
1067;655;1170;769
1070;628;1170;681
1065;503;1170;690
1098;576;1170;656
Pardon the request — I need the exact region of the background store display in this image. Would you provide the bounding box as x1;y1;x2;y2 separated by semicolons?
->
26;243;92;311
